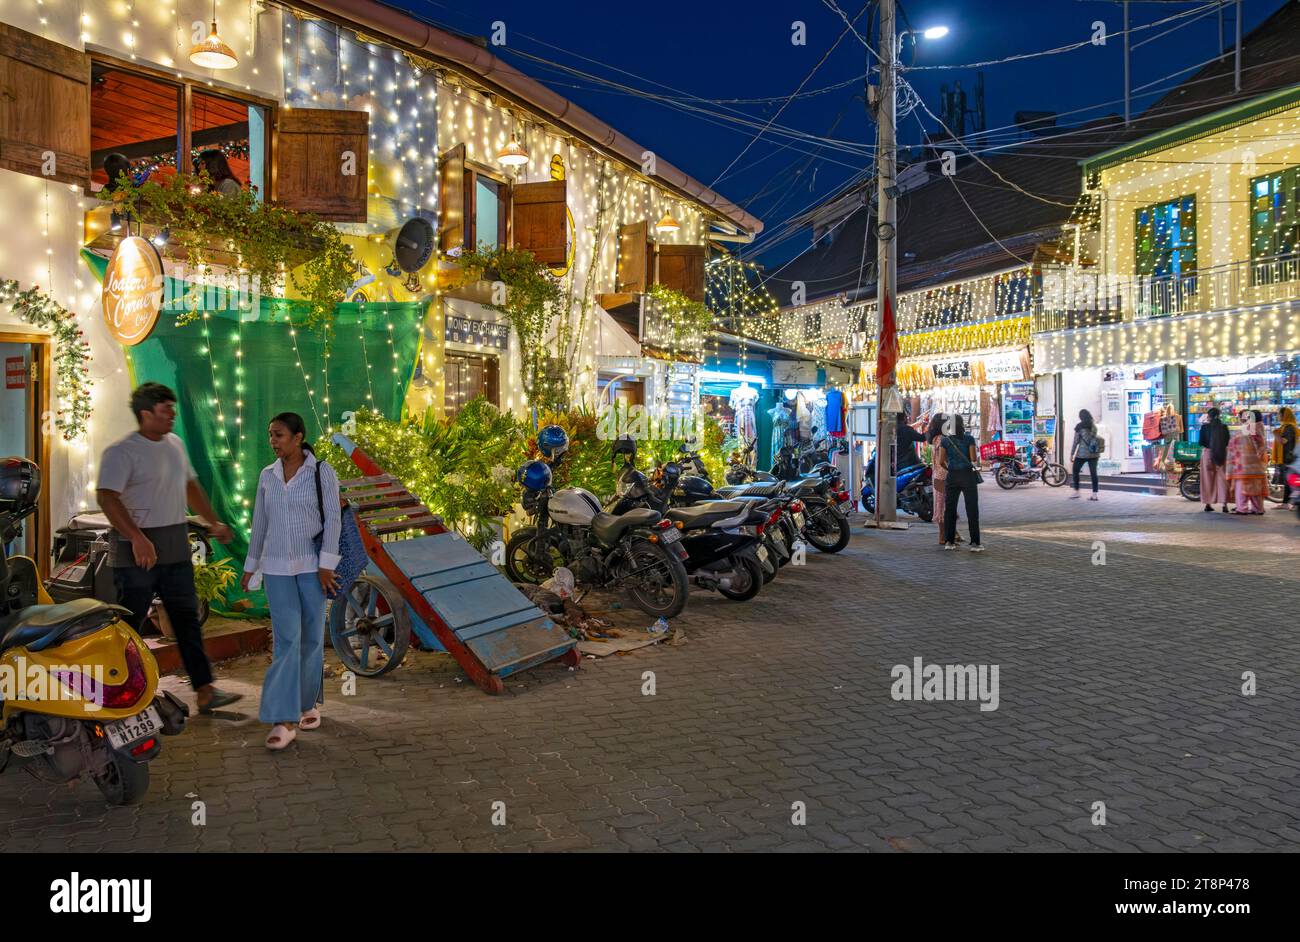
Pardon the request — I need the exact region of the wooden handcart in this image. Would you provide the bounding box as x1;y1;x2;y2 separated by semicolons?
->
327;434;579;694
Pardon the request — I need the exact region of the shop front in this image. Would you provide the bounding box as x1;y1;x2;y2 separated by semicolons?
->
1186;353;1300;435
897;346;1036;449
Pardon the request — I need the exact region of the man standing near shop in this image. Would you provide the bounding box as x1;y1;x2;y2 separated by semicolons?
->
97;382;243;714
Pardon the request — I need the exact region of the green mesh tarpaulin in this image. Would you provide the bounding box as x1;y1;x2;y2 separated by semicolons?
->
84;250;425;614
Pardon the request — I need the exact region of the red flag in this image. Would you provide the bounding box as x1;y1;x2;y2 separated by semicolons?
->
875;291;898;388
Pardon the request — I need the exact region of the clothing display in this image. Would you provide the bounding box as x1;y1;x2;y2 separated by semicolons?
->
768;403;792;467
729;383;759;452
825;388;846;437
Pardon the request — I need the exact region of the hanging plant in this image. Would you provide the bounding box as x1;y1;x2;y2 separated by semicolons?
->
458;246;569;410
105;172;355;328
0;279;92;441
646;283;713;360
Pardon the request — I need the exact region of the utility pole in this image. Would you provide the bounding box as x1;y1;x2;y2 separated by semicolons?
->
874;0;899;526
1234;0;1242;93
1123;1;1130;125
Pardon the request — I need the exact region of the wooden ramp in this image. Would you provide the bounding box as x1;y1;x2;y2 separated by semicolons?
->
333;434;578;694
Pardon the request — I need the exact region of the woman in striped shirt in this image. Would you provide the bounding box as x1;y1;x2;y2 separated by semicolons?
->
241;412;341;750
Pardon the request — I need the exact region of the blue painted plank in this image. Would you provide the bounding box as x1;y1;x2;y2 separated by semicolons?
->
421;578;538;630
465;617;574;674
383;532;484;580
449;609;551;643
410;562;502;594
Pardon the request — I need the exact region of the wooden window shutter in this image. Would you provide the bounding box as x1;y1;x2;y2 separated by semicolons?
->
616;221;650;293
273;108;368;222
656;244;707;301
511;179;566;265
0;23;90;186
438;143;469;254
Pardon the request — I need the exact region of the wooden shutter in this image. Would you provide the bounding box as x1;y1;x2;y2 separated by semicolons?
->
439;144;477;254
616;221;650;293
273;108;368;222
0;23;90;186
511;179;566;265
656;244;707;301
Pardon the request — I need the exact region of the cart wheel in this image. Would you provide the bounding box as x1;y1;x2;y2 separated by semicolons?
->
329;574;411;677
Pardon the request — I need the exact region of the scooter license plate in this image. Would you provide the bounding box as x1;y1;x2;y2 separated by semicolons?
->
794;512;806;527
104;704;161;750
757;545;769;563
660;528;680;543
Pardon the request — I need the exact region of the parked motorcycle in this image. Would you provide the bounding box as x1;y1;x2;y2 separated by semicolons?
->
992;439;1068;489
504;436;690;618
861;459;934;522
0;458;188;806
611;460;769;602
662;461;788;582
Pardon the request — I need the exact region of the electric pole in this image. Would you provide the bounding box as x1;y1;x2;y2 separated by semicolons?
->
874;0;899;525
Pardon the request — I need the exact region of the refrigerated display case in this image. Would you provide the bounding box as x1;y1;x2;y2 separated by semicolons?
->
1102;379;1152;472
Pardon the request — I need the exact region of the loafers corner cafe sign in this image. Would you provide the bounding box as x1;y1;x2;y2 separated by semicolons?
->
101;236;164;346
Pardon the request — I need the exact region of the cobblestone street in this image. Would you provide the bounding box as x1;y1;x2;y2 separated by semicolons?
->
2;486;1297;852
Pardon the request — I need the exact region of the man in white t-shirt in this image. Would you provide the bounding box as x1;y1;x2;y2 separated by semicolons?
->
97;383;242;714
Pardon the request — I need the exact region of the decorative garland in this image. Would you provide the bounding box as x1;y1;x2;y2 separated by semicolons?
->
646;283;713;362
0;279;92;441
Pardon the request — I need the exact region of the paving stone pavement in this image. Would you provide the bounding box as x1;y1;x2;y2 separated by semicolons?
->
2;486;1297;852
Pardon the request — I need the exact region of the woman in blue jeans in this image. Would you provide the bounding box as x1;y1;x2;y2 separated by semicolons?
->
241;413;341;750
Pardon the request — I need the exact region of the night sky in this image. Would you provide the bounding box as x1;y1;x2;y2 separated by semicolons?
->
392;0;1281;261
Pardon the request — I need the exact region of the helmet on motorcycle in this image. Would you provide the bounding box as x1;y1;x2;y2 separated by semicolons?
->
537;425;568;460
0;457;40;513
611;435;637;461
517;460;553;492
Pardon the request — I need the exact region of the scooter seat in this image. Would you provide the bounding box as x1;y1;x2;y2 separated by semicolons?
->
590;508;661;546
0;598;125;653
666;502;748;530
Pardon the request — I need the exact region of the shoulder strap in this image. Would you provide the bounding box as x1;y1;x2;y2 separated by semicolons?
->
314;459;325;539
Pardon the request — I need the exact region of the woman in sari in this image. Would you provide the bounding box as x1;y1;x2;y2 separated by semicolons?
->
1226;409;1268;515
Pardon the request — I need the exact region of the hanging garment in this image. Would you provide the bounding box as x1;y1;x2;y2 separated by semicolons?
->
768;403;792;467
730;383;759;454
825;389;845;437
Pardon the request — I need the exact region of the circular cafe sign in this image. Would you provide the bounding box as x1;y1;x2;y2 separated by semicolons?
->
102;236;164;345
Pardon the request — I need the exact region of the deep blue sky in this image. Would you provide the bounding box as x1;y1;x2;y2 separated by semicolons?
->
393;0;1281;262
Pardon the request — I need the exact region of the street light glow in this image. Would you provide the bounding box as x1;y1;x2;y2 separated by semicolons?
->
923;26;950;40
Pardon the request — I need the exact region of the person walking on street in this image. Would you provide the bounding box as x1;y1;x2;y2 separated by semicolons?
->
926;413;960;545
935;415;983;552
1198;407;1230;513
1069;409;1102;500
1271;406;1298;506
96;383;243;714
1226;409;1268;515
241;413;341;750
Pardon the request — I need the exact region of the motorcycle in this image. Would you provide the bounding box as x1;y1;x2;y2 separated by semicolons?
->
712;443;852;554
610;461;769;602
0;458;188;806
504;457;691;618
861;459;934;522
992;439;1068;490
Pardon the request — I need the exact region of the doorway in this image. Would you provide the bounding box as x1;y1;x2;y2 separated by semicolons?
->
0;333;50;573
444;352;500;417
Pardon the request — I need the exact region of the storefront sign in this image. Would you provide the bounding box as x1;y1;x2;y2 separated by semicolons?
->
932;359;971;380
5;356;26;389
102;236;164;346
982;351;1025;382
445;315;509;350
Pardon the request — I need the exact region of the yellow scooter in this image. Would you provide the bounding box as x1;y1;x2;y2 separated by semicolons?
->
0;458;188;805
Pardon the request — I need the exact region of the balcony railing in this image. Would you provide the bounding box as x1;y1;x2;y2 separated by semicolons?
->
1034;254;1300;333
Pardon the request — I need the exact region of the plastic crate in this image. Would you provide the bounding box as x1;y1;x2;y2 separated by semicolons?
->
979;440;1017;460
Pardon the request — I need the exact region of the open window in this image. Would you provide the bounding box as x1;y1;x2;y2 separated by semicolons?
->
0;22;90;185
438;144;513;257
88;60;269;199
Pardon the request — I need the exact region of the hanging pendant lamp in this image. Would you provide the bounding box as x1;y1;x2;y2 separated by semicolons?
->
189;2;238;70
496;136;530;168
655;212;680;235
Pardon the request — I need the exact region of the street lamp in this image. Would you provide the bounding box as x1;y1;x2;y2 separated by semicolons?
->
922;25;950;40
898;24;951;54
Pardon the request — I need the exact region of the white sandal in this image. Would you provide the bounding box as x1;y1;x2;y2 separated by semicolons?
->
265;724;297;750
298;708;321;731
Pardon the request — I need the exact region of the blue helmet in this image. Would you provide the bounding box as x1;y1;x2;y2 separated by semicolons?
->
537;424;569;459
518;460;552;492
